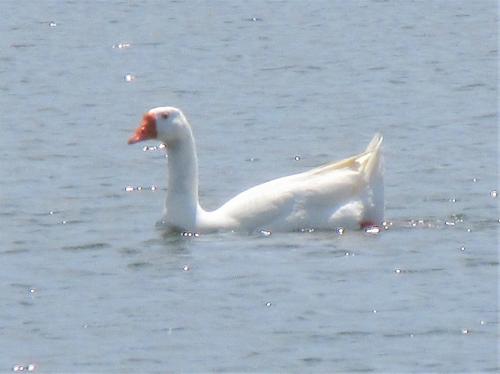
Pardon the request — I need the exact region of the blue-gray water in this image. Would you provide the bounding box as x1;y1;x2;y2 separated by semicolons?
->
1;1;498;373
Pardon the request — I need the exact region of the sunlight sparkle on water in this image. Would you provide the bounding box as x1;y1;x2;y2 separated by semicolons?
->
13;364;35;372
300;228;315;233
112;42;131;49
180;232;199;237
365;226;380;234
125;185;158;192
143;143;165;151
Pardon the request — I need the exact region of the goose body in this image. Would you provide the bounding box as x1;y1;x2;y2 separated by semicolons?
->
128;107;384;234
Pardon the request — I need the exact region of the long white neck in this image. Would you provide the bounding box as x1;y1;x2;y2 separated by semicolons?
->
164;128;202;230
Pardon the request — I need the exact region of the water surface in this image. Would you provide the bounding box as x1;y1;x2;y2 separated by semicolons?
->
0;1;497;372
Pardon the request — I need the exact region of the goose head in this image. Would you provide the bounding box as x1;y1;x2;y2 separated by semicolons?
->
128;106;189;146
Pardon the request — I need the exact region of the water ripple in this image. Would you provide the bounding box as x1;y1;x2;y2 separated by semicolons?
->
127;261;153;270
62;242;110;251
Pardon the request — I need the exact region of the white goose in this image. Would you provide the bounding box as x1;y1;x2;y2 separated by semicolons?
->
128;107;384;234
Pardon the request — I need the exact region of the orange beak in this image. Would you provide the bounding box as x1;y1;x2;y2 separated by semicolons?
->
128;113;158;144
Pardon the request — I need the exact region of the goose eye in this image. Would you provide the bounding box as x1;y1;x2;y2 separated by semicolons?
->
160;112;169;119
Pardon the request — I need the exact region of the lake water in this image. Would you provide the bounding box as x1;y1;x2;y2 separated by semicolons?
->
1;1;498;372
